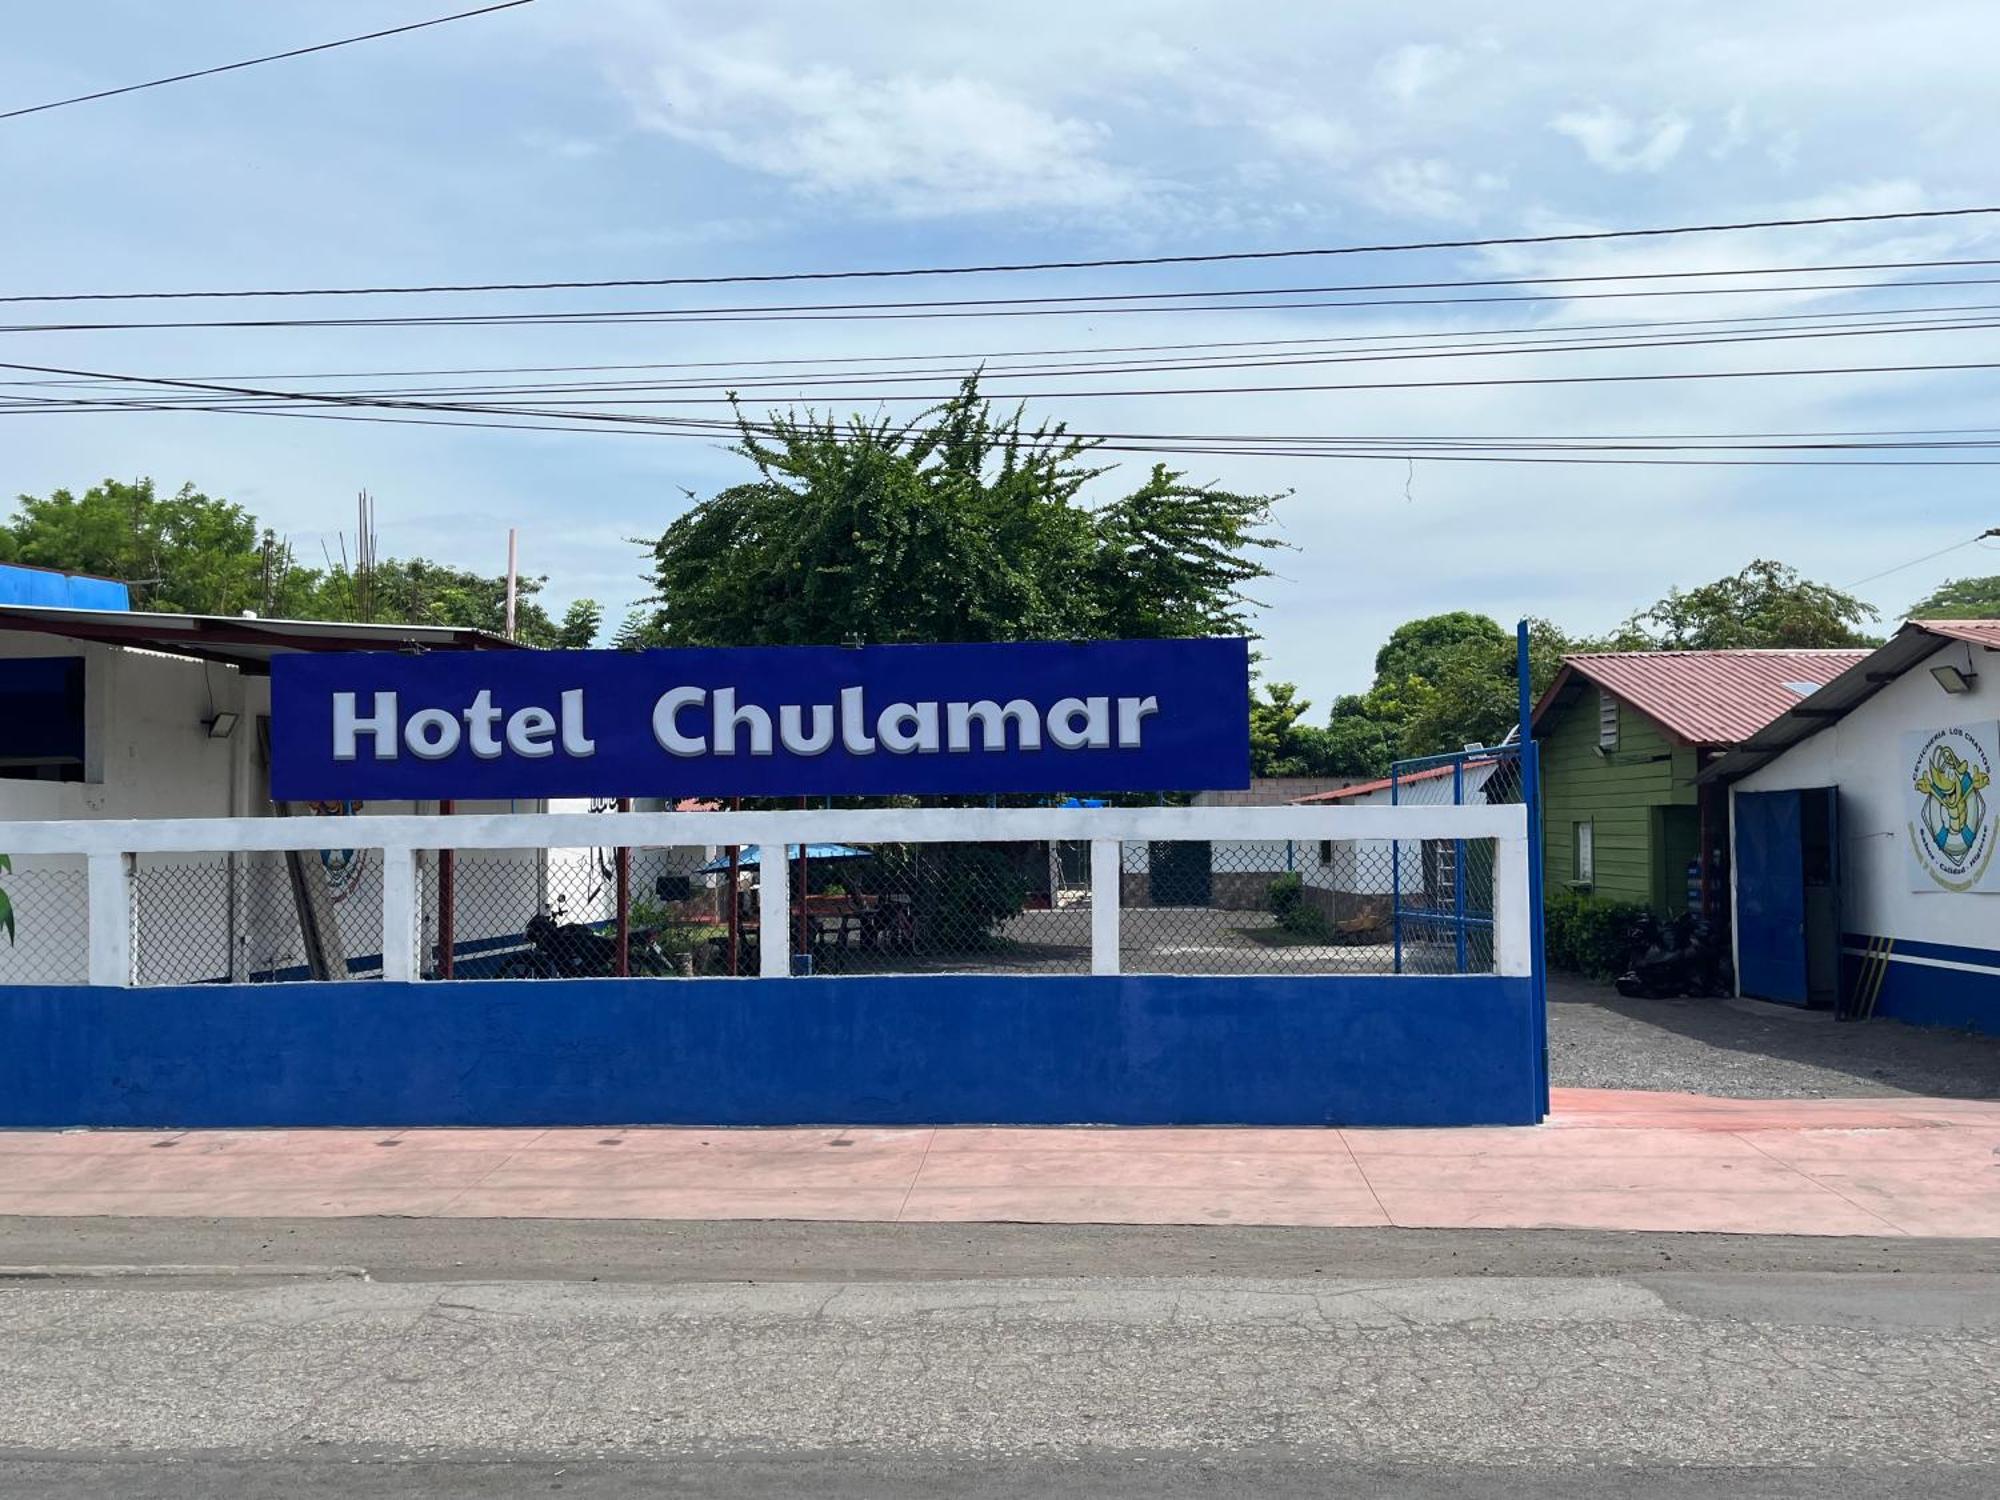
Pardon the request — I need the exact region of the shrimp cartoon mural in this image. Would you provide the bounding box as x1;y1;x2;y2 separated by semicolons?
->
1905;724;1998;892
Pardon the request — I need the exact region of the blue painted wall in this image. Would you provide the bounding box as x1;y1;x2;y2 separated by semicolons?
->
1841;934;2000;1036
0;973;1542;1129
0;563;131;611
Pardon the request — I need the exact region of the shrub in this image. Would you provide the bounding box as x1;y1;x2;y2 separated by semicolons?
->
871;843;1028;953
1544;890;1652;978
1267;871;1332;938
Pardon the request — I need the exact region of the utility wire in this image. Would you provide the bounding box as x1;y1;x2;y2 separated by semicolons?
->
20;273;2000;335
1846;529;2000;587
10;298;2000;388
13;307;2000;408
22;394;2000;466
17;356;2000;447
5;205;2000;301
0;1;537;122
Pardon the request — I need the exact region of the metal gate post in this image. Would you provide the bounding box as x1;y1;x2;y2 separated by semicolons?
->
1453;757;1468;974
1390;766;1403;975
1518;620;1549;1114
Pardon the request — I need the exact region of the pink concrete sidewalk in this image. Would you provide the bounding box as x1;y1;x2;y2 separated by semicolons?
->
1;1088;1995;1238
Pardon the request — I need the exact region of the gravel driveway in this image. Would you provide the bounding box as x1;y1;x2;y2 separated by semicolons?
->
1548;974;2000;1100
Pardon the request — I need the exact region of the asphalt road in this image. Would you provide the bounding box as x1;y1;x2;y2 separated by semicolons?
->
2;1219;1995;1497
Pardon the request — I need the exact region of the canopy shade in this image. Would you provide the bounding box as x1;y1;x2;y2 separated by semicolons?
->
692;843;873;874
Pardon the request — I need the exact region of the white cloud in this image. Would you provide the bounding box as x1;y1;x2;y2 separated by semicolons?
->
1373;43;1463;103
631;48;1138;215
1550;106;1692;173
1364;158;1493;221
1255;110;1359;163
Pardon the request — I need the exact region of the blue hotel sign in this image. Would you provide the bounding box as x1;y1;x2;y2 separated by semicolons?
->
269;638;1251;800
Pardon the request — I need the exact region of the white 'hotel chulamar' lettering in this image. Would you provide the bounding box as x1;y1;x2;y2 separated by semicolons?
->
330;685;1160;760
650;687;1157;757
331;690;597;761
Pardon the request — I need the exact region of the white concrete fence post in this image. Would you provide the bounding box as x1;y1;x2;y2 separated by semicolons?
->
86;851;133;988
758;837;791;978
1090;838;1122;976
1493;833;1532;978
378;846;422;983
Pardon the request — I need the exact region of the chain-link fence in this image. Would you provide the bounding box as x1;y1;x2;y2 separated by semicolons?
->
782;841;1090;976
0;856;88;985
432;839;734;979
49;798;1524;987
129;849;386;985
1120;835;1498;976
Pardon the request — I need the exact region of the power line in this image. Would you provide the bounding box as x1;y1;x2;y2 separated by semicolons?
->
1846;529;2000;587
9;298;2000;388
13;307;1999;408
0;1;537;122
18;356;2000;454
27;395;2000;466
19;273;2000;336
6;205;2000;301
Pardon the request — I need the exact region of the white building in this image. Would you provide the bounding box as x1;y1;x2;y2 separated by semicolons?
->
1706;620;2000;1034
0;597;539;985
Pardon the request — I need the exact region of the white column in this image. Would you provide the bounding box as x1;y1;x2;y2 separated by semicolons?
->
379;846;421;983
758;843;790;978
86;851;133;988
1090;837;1121;976
1494;833;1531;977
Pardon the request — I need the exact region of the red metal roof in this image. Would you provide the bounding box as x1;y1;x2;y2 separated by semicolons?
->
1293;763;1458;803
1538;649;1871;746
1911;618;2000;650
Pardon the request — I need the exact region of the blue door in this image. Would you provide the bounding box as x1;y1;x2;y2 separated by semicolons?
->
1736;790;1807;1004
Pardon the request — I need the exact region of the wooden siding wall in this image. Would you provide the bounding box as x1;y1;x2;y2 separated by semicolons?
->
1539;688;1697;908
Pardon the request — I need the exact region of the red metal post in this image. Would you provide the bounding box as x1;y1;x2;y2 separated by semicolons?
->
436;799;455;979
614;795;632;977
796;795;809;964
726;797;742;977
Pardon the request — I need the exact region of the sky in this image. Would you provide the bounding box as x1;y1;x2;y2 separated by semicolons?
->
5;0;2000;708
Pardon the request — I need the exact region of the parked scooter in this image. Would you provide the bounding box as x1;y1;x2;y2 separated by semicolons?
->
1614;910;1732;999
501;905;672;979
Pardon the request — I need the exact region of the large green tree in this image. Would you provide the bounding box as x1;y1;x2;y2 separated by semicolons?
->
1;477;600;646
1618;559;1878;649
0;478;268;616
1908;574;2000;619
634;377;1284;648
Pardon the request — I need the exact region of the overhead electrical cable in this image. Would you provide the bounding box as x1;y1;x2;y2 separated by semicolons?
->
16;273;2000;336
0;1;537;122
7;298;2000;389
15;309;2000;413
5;204;1999;300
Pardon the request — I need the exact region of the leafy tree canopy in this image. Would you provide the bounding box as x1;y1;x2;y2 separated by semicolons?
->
634;376;1285;648
1908;573;2000;620
1616;559;1878;650
0;478;601;648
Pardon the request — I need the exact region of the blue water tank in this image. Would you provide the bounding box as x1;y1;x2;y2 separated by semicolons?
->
0;563;133;611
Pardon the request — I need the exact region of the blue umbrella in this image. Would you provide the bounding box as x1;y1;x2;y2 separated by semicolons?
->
692;843;873;874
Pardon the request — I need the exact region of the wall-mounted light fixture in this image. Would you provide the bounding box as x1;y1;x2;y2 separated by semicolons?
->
204;711;240;739
1930;662;1977;695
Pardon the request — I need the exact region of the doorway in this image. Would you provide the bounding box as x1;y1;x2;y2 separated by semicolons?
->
1734;787;1841;1008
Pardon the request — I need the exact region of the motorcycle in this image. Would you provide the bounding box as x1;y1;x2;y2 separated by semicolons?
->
500;904;673;979
1614;910;1732;999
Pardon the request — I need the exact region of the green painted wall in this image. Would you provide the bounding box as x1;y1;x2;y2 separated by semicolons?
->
1537;684;1698;910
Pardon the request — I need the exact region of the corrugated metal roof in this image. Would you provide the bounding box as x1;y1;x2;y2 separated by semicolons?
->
1913;618;2000;650
0;601;521;673
1700;620;2000;783
1294;763;1456;803
1536;648;1870;746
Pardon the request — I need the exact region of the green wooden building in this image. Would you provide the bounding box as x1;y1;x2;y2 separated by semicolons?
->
1531;650;1867;917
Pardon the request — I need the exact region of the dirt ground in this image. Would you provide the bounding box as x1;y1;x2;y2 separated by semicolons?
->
1548;973;2000;1099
